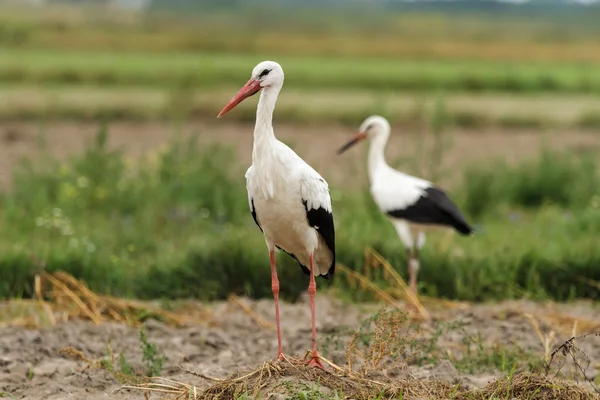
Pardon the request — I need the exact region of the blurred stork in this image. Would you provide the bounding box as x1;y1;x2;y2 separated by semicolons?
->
217;61;335;369
337;115;473;295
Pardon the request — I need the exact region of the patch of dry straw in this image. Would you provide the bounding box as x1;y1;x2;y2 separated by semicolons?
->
338;247;432;321
0;270;214;328
117;360;599;400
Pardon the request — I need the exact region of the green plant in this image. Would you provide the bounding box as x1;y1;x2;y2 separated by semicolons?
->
139;326;165;377
118;353;134;377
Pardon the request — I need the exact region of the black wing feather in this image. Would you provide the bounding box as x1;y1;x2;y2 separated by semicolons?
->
303;200;336;280
386;187;473;235
250;199;263;232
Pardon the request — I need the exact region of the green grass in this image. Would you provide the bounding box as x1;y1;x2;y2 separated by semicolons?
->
1;124;600;302
2;48;600;94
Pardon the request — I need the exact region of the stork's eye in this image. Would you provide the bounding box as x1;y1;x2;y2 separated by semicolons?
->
366;124;373;130
259;69;271;78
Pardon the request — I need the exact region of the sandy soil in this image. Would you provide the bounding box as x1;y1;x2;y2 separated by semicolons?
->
1;296;600;399
0;121;599;190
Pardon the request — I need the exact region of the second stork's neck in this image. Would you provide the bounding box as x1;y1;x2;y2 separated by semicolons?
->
252;85;281;161
367;133;390;183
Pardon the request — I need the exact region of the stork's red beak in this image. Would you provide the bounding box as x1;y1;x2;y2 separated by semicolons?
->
217;78;262;118
337;131;367;154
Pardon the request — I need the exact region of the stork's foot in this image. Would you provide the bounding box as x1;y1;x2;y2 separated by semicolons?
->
275;353;293;364
307;355;325;370
300;350;325;370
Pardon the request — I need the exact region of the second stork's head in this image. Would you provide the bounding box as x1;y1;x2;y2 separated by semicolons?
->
217;61;284;118
337;115;391;154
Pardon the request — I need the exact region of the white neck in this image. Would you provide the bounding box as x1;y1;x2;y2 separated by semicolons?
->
252;84;281;162
367;132;390;183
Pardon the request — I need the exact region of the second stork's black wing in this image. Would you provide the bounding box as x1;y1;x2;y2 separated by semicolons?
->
386;187;473;235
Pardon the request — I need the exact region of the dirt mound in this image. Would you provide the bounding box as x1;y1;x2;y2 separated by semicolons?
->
98;360;598;400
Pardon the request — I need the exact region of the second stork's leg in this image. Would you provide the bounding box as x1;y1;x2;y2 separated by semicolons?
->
393;221;418;295
408;247;420;294
307;253;325;369
270;249;285;362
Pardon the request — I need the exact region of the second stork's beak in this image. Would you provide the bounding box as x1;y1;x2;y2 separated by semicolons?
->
217;78;262;118
336;131;367;154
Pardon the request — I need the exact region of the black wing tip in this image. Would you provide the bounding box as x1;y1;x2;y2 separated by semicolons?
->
320;267;335;281
299;262;335;281
465;225;480;236
324;258;336;280
457;224;474;236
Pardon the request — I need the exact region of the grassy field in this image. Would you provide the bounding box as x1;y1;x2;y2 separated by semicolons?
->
0;4;600;304
1;123;600;303
3;48;600;94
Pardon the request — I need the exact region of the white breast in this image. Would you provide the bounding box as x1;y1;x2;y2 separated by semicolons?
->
246;143;333;276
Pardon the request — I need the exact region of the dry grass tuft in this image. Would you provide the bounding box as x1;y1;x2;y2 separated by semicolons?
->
338;247;431;320
345;306;411;375
545;332;600;395
225;293;276;331
58;346;91;364
525;312;557;364
59;344;153;386
0;270;214;328
469;372;598;400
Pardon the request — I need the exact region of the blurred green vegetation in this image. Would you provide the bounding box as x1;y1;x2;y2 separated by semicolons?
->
1;124;599;302
3;49;600;94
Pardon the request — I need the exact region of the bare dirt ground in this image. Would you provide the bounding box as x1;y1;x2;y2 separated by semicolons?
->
1;296;600;399
0;120;599;189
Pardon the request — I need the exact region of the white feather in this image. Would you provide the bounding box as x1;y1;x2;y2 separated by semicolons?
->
371;166;431;214
247;140;333;275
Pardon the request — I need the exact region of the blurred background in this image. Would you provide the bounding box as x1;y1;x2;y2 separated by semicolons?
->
1;0;600;303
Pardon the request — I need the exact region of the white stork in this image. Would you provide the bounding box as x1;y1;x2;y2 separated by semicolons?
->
217;61;335;369
337;115;473;294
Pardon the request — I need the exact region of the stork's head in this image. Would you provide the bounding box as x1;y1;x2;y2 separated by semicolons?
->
337;115;390;154
217;61;284;118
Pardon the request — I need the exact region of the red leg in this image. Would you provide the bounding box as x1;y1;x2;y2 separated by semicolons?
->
307;253;325;369
270;249;285;362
